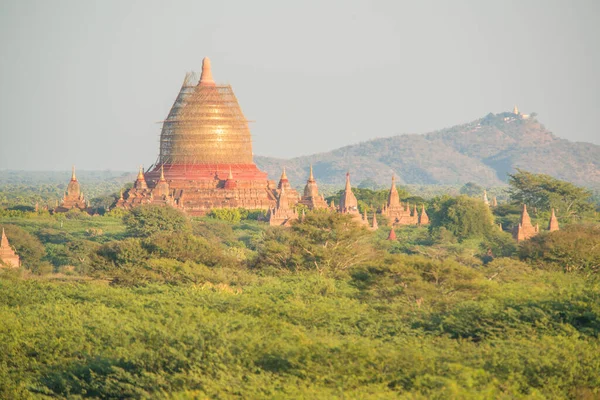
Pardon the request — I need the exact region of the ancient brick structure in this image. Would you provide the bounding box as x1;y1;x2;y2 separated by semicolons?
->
418;204;429;225
513;204;539;242
387;228;397;241
339;172;368;225
116;58;277;215
0;228;20;268
54;166;89;213
548;208;559;232
380;175;428;227
298;165;328;210
115;166;182;210
268;185;298;226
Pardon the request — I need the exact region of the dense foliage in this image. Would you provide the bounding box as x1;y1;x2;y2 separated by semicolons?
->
1;175;600;398
508;169;596;221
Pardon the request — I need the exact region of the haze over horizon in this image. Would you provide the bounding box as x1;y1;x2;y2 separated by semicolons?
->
1;0;599;171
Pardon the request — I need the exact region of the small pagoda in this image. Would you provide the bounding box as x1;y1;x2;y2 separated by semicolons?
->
268;185;298;226
380;175;428;226
298;165;328;210
54;166;89;213
0;228;20;268
339;172;368;225
116;166;181;210
513;204;539;242
548;209;559;232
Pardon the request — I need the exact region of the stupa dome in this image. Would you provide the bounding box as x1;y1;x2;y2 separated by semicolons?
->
158;57;254;165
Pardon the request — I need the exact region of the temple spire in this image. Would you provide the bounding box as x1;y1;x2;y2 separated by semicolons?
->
71;165;77;181
309;164;314;181
199;57;215;86
548;208;559;232
281;167;288;181
345;171;351;191
1;227;8;248
387;174;401;208
159;165;166;181
387;228;397;241
372;213;378;230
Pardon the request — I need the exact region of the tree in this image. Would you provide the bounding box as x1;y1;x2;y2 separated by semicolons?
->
429;195;495;241
519;224;600;274
508;169;595;221
2;224;46;269
254;212;375;273
123;205;191;238
459;182;484;197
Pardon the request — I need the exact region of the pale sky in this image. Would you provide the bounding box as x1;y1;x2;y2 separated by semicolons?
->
0;0;598;171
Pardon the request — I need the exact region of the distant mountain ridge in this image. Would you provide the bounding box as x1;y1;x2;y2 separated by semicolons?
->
255;112;600;189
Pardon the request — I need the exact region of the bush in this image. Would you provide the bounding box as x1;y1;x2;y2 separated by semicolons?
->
519;224;600;274
123;205;191;238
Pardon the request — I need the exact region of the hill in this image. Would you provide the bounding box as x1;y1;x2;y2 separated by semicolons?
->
255;112;600;189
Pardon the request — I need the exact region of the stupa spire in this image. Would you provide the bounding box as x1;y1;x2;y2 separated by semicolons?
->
71;165;77;181
387;228;397;241
388;174;400;208
159;165;166;181
1;227;8;248
309;164;314;181
199;57;215;86
372;213;378;230
548;208;559;232
281;167;288;181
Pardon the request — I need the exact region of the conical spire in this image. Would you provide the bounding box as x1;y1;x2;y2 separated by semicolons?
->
372;213;378;230
134;165;148;190
483;190;489;205
548;208;559;232
277;185;289;209
387;174;400;208
281;167;288;181
159;165;166;181
71;165;77;181
520;204;532;226
387;228;397;241
513;105;519;115
419;204;429;225
1;227;9;248
339;172;358;213
308;164;315;182
199;57;215;86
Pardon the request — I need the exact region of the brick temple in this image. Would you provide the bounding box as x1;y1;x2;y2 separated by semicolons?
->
380;175;429;227
0;227;20;268
54;166;90;214
117;58;278;215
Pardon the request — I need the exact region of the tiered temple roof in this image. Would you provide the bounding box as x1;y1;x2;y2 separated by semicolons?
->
268;185;298;226
115;166;181;210
338;172;368;225
54;166;89;213
0;228;20;268
513;204;539;242
299;165;328;210
380;175;427;226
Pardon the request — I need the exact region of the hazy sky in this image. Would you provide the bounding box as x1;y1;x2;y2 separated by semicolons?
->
1;0;598;171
